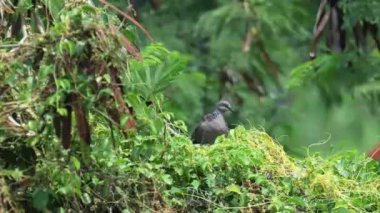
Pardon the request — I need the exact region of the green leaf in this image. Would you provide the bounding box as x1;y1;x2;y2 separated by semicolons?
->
98;88;113;97
32;189;49;211
334;200;352;212
71;156;81;170
56;78;71;91
333;207;351;213
120;115;130;126
26;76;34;89
0;169;24;181
287;196;306;207
81;193;91;205
39;65;55;77
206;174;216;188
58;39;76;56
57;186;68;194
226;184;241;194
103;74;111;83
27;120;40;132
41;0;64;20
75;41;86;56
17;0;33;12
81;5;97;14
191;180;200;190
57;108;68;116
161;174;173;185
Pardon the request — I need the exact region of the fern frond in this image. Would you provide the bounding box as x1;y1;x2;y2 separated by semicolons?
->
127;43;189;99
288;57;325;88
354;81;380;98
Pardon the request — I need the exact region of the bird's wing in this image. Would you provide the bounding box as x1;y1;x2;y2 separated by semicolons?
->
191;121;209;144
191;124;202;144
202;113;213;121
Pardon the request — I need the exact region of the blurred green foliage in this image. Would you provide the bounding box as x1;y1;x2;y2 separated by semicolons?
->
135;0;380;156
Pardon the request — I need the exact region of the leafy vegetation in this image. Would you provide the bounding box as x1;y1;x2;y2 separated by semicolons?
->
0;0;380;212
1;119;380;211
138;0;380;154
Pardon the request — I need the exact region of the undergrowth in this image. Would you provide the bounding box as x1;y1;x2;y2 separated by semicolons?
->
1;124;379;212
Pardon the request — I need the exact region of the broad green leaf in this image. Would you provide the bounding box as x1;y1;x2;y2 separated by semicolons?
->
161;174;173;185
226;184;241;194
191;180;200;190
71;156;81;170
41;0;64;19
57;108;68;116
27;120;40;131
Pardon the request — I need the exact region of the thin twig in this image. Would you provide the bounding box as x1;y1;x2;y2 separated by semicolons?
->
0;43;31;49
309;0;330;59
9;16;28;53
99;0;154;42
33;9;45;34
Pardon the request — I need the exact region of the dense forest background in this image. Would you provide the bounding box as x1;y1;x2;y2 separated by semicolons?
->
1;0;380;211
130;0;380;156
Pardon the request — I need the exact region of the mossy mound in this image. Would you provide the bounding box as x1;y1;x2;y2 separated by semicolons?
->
1;126;380;212
159;127;380;212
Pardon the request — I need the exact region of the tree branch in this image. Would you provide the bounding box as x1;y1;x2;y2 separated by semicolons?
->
99;0;155;42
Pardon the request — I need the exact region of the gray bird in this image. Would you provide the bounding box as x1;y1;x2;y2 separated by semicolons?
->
191;100;232;144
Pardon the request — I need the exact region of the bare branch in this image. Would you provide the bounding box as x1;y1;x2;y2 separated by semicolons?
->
309;10;330;59
32;9;45;34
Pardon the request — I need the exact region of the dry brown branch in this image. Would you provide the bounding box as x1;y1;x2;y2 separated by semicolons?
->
109;23;142;61
99;0;154;42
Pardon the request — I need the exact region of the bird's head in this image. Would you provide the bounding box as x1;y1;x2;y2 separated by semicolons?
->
216;100;233;114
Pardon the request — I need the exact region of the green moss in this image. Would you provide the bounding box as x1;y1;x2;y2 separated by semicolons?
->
158;127;380;212
1;122;380;212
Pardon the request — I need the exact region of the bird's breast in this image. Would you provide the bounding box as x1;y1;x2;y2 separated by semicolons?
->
208;117;228;132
